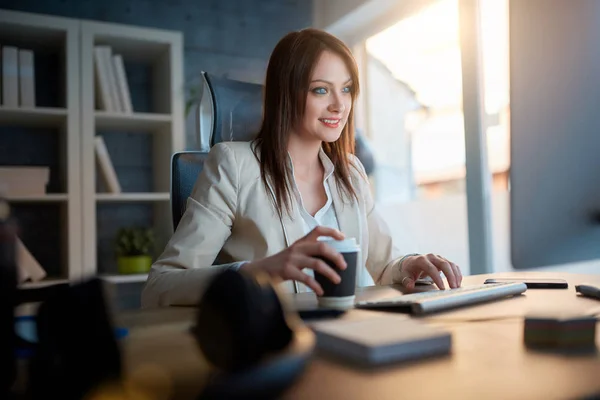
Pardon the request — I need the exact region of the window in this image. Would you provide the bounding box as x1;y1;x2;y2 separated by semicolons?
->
356;0;509;203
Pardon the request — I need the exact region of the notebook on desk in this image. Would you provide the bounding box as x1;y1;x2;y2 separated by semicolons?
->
310;313;451;366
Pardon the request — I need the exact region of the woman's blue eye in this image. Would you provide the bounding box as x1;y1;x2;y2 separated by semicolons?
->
311;86;352;95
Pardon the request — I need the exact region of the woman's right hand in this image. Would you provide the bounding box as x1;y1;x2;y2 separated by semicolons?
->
240;226;347;295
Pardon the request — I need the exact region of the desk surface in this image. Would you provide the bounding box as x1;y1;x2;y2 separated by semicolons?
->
117;271;600;400
286;271;600;400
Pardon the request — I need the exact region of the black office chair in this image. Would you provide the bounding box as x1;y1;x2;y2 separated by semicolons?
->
354;129;375;175
171;151;208;230
172;72;377;230
204;73;264;146
171;73;266;230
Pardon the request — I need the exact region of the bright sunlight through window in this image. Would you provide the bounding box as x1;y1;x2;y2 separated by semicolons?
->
365;0;509;187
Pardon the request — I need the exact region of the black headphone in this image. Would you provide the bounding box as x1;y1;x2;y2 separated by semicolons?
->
192;269;295;370
192;269;315;399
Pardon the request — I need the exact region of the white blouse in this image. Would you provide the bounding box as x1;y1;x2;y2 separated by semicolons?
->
289;149;340;292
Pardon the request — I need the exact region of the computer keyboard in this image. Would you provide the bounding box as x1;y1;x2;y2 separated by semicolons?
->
355;282;528;315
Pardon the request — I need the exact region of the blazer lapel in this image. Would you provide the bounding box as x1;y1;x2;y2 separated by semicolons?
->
255;142;305;248
266;178;305;294
265;179;305;247
329;176;361;244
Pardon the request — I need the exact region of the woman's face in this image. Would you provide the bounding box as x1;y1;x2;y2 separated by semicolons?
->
295;50;353;144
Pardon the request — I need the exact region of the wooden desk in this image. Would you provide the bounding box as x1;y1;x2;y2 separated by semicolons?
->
112;272;600;399
286;272;600;400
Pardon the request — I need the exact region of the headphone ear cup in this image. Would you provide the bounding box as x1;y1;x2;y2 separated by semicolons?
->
193;269;293;371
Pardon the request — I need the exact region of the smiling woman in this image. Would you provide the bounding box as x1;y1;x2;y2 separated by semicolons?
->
255;28;361;217
141;28;463;308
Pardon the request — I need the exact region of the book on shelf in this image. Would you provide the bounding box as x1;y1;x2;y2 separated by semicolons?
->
112;54;133;113
94;135;122;193
94;46;115;112
94;45;133;113
2;46;19;107
102;46;122;112
18;49;35;107
16;236;46;283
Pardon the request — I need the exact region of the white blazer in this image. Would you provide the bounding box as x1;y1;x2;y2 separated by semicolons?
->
141;141;406;308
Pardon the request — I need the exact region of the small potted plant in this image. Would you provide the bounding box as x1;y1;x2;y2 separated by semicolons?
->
115;227;155;274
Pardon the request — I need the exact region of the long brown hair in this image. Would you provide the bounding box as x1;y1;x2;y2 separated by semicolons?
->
253;28;361;217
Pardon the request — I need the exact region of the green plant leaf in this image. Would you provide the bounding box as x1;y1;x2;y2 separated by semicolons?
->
115;226;155;257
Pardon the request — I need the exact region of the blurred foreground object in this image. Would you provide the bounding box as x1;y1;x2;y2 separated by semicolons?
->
524;312;597;351
192;269;315;399
28;278;122;399
0;198;18;396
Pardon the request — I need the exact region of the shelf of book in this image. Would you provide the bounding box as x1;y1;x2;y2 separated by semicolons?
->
95;111;172;131
0;10;185;287
1;10;184;284
100;273;149;284
81;19;184;278
0;10;83;284
0;106;68;127
96;193;170;202
7;194;69;203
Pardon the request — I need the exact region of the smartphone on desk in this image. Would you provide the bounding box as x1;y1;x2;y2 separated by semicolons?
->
484;278;568;289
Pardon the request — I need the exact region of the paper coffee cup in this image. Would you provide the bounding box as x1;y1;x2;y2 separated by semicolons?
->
314;237;360;310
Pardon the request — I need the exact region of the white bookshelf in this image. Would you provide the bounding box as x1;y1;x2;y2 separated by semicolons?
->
80;20;184;278
0;10;82;283
1;9;184;285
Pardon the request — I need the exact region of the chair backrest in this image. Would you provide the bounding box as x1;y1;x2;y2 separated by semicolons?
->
171;151;209;230
204;73;263;146
354;129;375;175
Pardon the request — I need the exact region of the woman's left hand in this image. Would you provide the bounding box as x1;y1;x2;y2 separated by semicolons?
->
397;254;462;290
